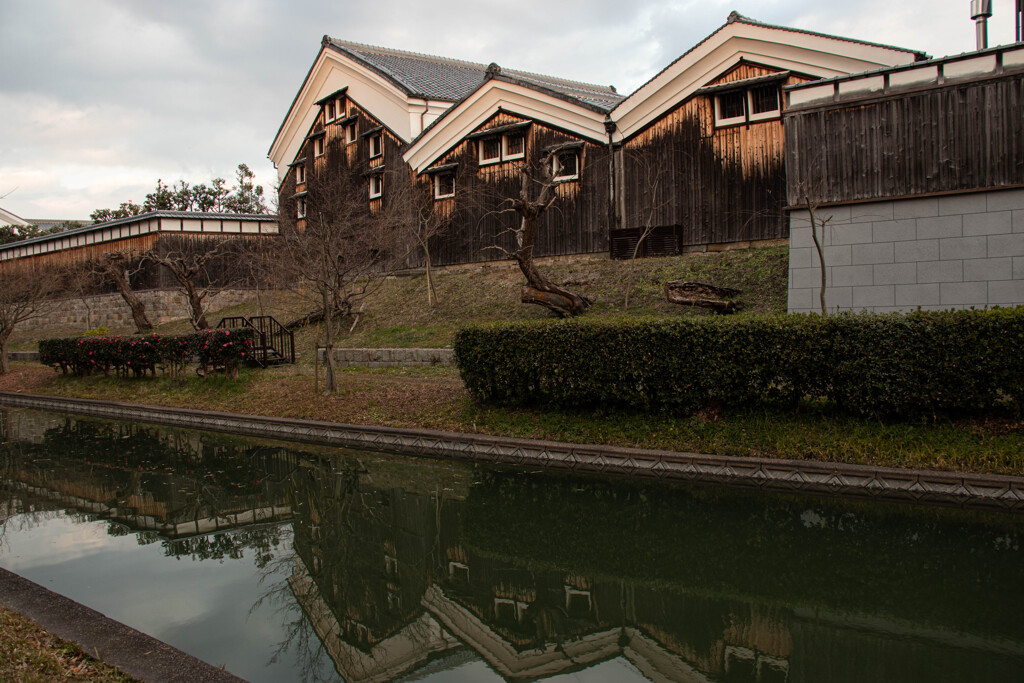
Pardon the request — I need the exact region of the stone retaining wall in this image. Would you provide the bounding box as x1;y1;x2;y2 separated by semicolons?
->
2;392;1021;512
22;289;256;333
318;347;454;367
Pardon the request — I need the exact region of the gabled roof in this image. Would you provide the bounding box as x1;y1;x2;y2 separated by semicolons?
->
403;74;613;174
611;11;928;140
327;38;623;109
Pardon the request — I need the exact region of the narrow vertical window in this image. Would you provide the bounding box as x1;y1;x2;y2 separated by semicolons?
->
369;174;383;199
369;133;383;159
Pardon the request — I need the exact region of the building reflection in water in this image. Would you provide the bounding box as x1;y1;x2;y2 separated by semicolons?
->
2;409;1023;682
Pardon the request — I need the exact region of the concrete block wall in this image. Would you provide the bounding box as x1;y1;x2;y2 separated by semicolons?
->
21;289;256;333
788;188;1024;313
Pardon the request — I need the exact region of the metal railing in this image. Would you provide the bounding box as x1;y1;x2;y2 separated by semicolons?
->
217;315;295;366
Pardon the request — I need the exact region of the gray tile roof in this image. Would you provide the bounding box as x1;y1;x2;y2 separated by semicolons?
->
327;38;624;111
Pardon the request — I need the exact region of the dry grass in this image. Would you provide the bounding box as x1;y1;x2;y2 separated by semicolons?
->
0;608;138;682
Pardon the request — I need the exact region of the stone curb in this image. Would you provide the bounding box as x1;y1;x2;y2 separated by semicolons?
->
1;392;1022;512
316;347;454;366
0;568;246;683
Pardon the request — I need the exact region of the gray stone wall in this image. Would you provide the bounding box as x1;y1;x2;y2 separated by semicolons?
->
788;188;1024;313
22;289;256;333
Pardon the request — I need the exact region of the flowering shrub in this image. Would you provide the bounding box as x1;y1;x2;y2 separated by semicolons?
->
39;328;259;379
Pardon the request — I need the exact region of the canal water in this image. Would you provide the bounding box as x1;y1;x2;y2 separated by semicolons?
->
0;407;1022;683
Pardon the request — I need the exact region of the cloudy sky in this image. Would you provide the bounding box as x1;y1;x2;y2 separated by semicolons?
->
0;0;1018;221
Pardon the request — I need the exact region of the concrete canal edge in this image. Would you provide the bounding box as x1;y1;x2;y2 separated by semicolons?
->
2;391;1023;512
0;568;246;683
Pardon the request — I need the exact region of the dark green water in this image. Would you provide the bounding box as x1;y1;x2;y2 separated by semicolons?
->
1;408;1022;683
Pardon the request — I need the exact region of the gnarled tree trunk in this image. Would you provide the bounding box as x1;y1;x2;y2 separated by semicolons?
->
100;253;153;333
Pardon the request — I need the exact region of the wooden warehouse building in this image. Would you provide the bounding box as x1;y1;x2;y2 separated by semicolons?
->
269;12;925;268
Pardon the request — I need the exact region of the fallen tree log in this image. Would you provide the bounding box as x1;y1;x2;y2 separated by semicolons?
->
664;281;742;314
521;285;591;317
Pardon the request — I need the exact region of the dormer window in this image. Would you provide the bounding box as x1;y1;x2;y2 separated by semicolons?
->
434;172;455;199
324;99;336;122
369;132;383;159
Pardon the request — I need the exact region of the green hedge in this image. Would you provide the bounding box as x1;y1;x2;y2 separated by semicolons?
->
39;329;259;378
453;309;1024;419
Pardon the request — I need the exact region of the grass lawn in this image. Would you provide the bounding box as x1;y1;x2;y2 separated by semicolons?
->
3;362;1021;477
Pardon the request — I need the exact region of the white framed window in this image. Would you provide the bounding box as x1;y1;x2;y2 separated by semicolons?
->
296;196;306;219
369;174;383;199
478;129;527;165
747;84;780;122
434;172;455;199
313;136;325;157
503;132;525;160
552;150;579;181
369;132;383;159
714;90;747;127
479;136;502;165
345;122;358;145
714;85;781;127
295;164;305;185
324;99;336;122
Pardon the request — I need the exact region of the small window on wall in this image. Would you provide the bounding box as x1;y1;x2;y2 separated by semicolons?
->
369;132;383;159
345;122;358;144
313;137;325;157
503;132;525;160
369;174;383;199
295;164;306;185
296;196;306;219
748;85;780;121
434;172;455;199
324;100;336;122
715;90;746;126
479;136;502;164
552;151;579;181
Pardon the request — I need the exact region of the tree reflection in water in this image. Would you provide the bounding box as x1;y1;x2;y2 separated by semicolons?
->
2;408;1024;683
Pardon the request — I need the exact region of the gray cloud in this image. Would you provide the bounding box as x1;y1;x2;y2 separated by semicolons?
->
0;0;1017;219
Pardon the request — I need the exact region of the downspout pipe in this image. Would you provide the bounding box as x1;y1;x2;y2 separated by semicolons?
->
605;117;618;236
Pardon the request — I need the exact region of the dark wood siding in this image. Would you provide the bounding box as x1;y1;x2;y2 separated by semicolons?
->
415;112;610;267
784;70;1024;205
621;64;805;250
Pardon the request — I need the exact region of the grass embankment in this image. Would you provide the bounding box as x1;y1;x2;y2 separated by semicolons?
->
2;362;1021;477
4;246;1022;476
0;608;137;682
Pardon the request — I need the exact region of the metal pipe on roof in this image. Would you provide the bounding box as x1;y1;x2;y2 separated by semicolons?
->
971;0;993;50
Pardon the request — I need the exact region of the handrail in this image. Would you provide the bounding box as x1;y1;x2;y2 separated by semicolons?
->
216;315;294;365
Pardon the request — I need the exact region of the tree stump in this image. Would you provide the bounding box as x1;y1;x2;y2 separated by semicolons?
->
664;281;742;314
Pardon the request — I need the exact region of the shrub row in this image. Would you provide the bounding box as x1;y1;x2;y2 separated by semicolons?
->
453;308;1024;420
39;328;259;378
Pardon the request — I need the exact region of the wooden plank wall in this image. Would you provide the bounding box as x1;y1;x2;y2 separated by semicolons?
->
413;112;611;268
621;64;802;248
784;71;1024;205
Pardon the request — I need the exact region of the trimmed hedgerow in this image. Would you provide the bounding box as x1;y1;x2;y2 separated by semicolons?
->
454;308;1024;420
39;329;259;378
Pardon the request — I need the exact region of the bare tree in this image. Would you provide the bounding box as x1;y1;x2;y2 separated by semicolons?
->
145;239;241;330
408;180;452;307
91;251;154;333
496;148;590;317
273;165;411;394
0;262;63;374
797;181;831;315
620;148;676;312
